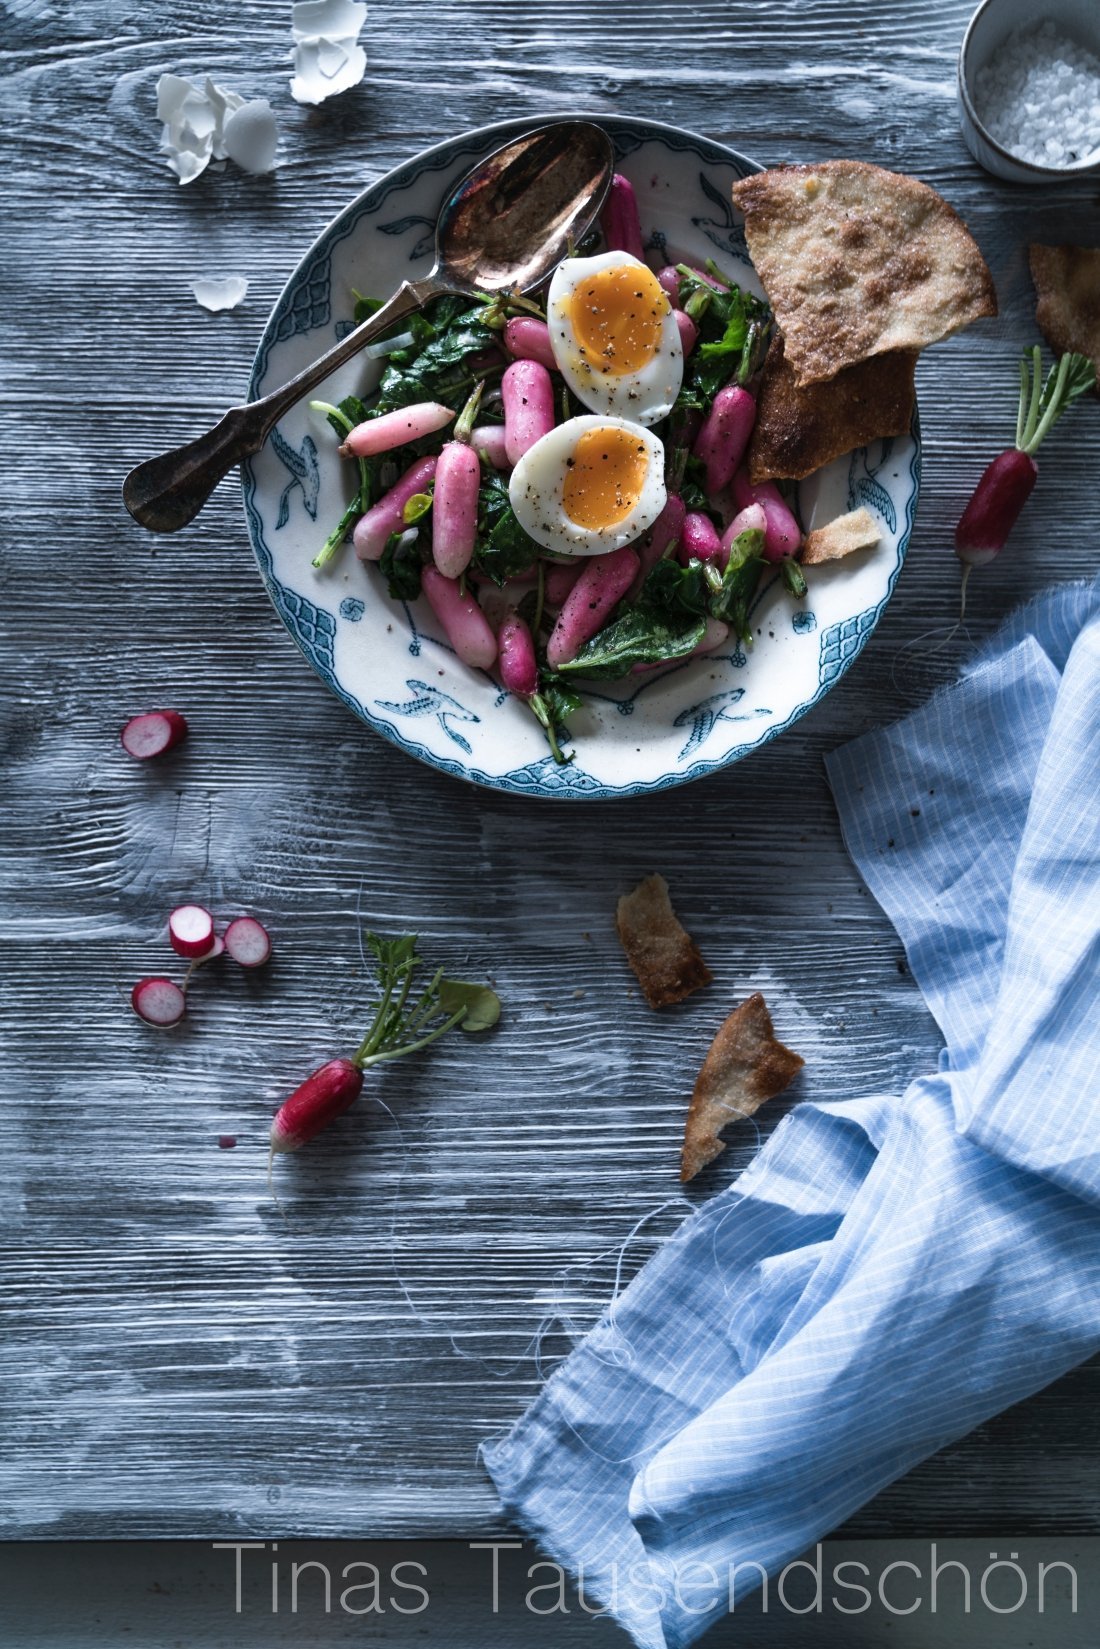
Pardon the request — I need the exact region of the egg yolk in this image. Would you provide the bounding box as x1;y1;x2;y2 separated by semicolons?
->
567;263;668;376
562;427;650;530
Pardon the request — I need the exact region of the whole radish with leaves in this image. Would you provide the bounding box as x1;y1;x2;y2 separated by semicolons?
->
268;933;500;1182
955;347;1095;613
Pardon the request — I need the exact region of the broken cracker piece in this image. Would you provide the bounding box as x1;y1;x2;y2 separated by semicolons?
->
748;331;917;483
682;992;803;1182
1029;244;1100;390
732;161;996;387
616;874;712;1009
802;506;881;566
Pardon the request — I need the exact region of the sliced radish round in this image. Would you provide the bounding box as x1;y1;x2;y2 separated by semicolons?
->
196;933;225;963
121;711;188;760
224;916;272;968
131;976;187;1027
168;904;215;959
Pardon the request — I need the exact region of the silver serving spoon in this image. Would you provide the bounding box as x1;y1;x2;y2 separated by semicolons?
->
123;122;615;533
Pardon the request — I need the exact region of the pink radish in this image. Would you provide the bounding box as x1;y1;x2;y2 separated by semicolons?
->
680;512;722;563
342;402;454;458
674;310;698;357
504;317;557;371
270;1058;364;1155
542;559;582;609
498;608;572;764
224;916;272;968
634;617;730;672
470;425;510;469
693;385;756;497
547;545;639;669
600;172;645;261
498;609;540;698
955;347;1093;613
432;381;484;579
626;493;685;599
732;470;802;562
131;976;187;1028
121;711;188;760
719;502;768;565
168;904;215;959
421;566;498;670
656;266;683;306
354;455;438;561
502;360;555;465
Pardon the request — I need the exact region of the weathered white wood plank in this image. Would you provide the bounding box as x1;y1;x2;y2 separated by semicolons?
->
1;0;1098;1541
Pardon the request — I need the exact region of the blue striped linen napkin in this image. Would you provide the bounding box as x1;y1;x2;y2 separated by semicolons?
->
482;575;1100;1649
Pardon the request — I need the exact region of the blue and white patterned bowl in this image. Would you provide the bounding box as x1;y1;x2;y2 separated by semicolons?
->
243;116;920;799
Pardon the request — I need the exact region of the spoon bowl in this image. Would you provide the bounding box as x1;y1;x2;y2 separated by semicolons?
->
437;122;615;292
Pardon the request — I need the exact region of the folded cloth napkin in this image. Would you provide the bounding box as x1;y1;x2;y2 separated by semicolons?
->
482;575;1100;1649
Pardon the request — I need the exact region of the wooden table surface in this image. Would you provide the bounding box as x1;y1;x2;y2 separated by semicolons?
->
2;0;1097;1543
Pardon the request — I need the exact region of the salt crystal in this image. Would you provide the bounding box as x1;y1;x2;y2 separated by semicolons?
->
290;0;367;105
975;21;1100;168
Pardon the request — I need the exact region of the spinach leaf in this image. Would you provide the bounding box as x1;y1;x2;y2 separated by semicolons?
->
471;471;540;585
675;269;771;410
374;304;503;414
529;672;581;765
708;527;766;640
642;557;710;618
560;606;706;679
379;529;427;601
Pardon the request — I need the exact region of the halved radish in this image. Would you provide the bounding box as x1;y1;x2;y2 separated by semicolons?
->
131;976;187;1027
224;916;272;968
168;904;215;959
120;711;188;759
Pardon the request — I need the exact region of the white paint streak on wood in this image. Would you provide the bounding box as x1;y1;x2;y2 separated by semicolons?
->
1;0;1098;1542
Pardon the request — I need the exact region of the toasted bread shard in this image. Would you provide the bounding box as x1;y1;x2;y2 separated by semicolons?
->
681;992;804;1182
748;331;917;483
616;874;712;1009
802;506;881;566
732;161;996;387
1029;244;1100;390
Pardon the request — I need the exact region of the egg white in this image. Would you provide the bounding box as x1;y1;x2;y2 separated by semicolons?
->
508;415;667;558
547;250;684;426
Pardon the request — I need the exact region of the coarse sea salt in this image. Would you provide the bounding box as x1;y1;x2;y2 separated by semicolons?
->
975;20;1100;168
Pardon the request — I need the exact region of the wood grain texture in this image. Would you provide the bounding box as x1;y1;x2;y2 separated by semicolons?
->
1;0;1098;1542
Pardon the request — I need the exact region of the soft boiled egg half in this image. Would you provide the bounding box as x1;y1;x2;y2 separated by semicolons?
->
547;250;683;425
509;415;667;558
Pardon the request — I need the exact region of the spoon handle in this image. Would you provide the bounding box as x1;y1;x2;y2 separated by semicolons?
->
122;276;445;534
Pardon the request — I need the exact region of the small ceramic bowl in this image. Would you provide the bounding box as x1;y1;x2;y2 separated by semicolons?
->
958;0;1100;183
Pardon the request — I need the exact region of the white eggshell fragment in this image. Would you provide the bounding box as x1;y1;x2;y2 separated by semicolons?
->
223;99;279;174
155;73;278;183
191;277;249;312
290;0;368;104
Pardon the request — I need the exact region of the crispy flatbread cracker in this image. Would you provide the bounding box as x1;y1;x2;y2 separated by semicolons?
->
616;874;712;1009
802;506;880;566
732;161;996;386
748;331;917;482
682;992;803;1182
1029;244;1100;389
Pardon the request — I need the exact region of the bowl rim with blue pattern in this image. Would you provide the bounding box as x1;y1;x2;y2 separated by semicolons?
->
243;115;920;800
